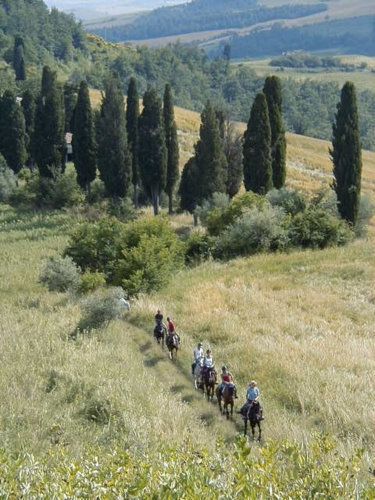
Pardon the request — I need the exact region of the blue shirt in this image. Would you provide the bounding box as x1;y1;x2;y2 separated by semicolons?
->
247;387;260;401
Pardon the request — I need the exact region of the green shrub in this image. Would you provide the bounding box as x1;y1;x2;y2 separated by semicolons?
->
107;197;137;222
78;287;127;331
10;167;84;209
356;195;374;237
39;256;81;293
78;272;106;294
195;192;230;227
87;178;106;204
65;218;124;274
184;231;214;265
289;207;353;249
67;217;184;297
205;192;268;236
113;218;184;296
267;188;306;216
41;168;84;209
214;206;290;259
0;155;17;203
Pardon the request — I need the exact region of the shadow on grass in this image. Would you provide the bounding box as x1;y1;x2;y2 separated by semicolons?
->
139;341;153;354
144;356;165;368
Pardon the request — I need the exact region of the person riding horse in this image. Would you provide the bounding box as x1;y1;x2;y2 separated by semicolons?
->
241;380;263;440
202;349;215;378
218;366;238;398
165;320;180;360
192;342;204;375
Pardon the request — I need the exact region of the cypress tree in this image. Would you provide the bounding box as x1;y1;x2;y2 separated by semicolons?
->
216;110;243;198
21;90;36;167
13;36;26;81
64;82;78;133
263;76;286;189
126;77;140;206
0;90;27;173
33;66;65;178
97;74;132;198
72;81;96;193
195;101;227;202
179;156;199;225
139;88;167;215
243;93;273;194
163;84;179;214
330;82;362;225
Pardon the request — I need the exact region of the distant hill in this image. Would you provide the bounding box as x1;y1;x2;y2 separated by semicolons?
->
44;0;186;21
89;0;375;58
92;0;328;41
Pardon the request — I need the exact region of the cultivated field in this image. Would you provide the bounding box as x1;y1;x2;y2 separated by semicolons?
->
237;57;375;94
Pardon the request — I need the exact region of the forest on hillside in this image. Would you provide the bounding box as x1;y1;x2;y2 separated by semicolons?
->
92;0;327;41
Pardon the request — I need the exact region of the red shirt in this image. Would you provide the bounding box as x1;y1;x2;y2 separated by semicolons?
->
168;320;175;333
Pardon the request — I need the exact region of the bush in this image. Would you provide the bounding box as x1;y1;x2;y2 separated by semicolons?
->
87;178;106;204
10;167;84;209
184;231;214;265
205;192;268;236
39;256;81;293
78;287;127;331
78;272;106;294
0;155;17;203
289;207;353;249
112;218;185;296
66;217;184;297
356;195;374;237
41;168;84;209
107;197;137;222
195;192;230;227
267;188;306;216
65;218;124;274
214;206;290;259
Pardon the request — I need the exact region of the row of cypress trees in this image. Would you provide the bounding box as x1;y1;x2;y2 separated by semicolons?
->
0;66;180;214
74;74;179;215
180;76;362;227
179;76;287;213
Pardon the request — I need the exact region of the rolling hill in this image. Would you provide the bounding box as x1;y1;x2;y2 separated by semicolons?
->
0;106;374;492
89;0;375;58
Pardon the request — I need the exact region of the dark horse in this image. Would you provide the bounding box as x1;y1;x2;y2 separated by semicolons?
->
216;384;235;419
153;323;165;348
166;333;180;361
241;401;263;441
203;368;217;401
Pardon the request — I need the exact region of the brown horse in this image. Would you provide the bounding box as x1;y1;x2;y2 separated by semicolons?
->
203;368;217;401
241;401;263;441
216;384;235;419
166;333;180;361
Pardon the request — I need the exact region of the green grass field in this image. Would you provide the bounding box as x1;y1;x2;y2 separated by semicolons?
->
236;57;375;94
0;110;375;491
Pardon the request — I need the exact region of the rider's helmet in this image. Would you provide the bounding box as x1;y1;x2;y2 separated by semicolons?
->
206;349;212;355
222;365;227;372
198;342;202;347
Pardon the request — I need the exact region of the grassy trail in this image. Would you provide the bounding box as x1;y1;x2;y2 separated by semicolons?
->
125;318;241;441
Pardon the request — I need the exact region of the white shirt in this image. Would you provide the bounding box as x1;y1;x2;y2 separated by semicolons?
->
194;347;204;362
204;356;214;368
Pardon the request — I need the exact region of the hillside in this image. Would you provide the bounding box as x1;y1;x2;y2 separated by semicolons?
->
0;115;375;492
89;0;375;58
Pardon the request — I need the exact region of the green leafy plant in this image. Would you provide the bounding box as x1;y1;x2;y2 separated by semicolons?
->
39;256;81;293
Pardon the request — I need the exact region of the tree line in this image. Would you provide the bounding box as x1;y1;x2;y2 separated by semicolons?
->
0;68;362;226
179;77;362;226
0;66;179;215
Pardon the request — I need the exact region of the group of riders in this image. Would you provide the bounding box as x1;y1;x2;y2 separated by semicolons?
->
153;310;262;414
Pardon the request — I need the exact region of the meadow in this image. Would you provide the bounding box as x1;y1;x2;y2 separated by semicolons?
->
237;57;375;94
0;105;375;492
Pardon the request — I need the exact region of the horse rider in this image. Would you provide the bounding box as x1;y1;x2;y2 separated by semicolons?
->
155;309;164;325
202;349;215;378
219;365;238;398
246;380;260;404
167;316;176;334
192;342;204;375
